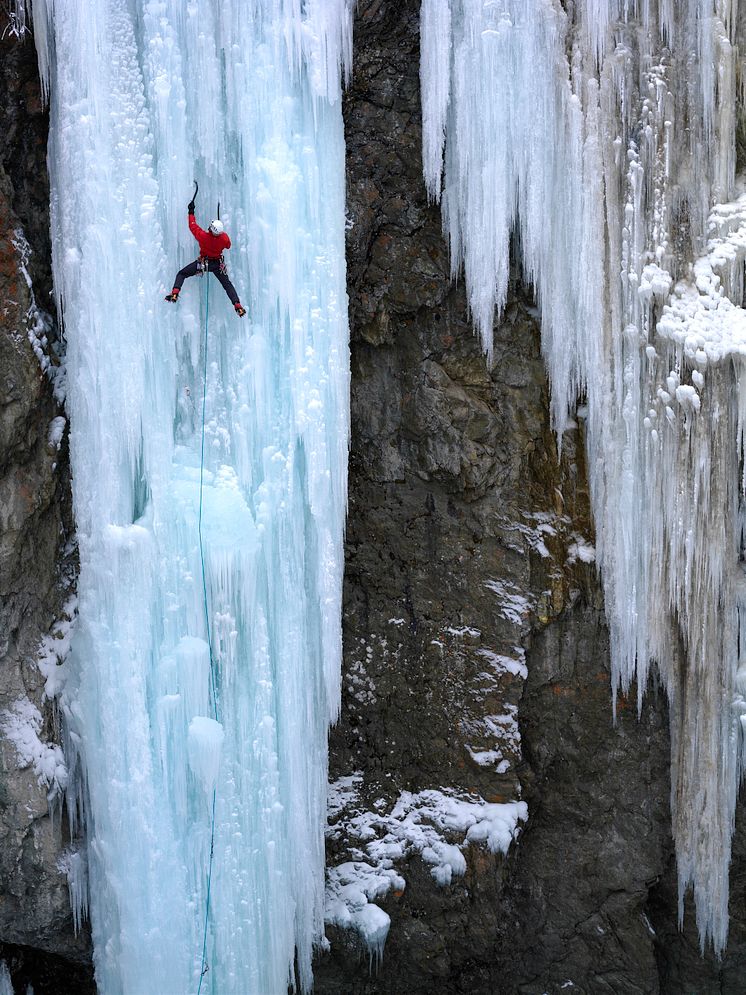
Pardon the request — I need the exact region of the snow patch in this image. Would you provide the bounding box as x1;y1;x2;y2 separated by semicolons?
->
463;704;521;772
36;596;77;701
484;579;532;626
476;646;528;681
326;780;527;960
1;697;67;800
566;536;596;566
47;416;66;450
657;192;746;364
443;625;481;638
327;773;362;821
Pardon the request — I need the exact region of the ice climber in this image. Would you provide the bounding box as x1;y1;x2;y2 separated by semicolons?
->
165;192;246;316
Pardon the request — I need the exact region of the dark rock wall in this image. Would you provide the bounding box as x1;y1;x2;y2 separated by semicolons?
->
499;602;670;994
0;14;91;991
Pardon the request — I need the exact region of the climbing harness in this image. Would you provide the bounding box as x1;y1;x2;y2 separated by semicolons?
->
196;275;219;995
196;255;226;277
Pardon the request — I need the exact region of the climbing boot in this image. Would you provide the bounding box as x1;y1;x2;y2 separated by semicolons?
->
165;289;180;303
234;303;246;317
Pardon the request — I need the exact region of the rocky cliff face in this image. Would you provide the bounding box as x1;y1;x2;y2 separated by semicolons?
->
315;3;746;994
0;14;92;993
3;4;746;995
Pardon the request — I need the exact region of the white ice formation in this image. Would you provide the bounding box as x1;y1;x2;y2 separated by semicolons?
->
421;0;746;955
0;963;12;995
29;1;351;992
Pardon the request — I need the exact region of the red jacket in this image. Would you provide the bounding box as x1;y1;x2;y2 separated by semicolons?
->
189;213;231;259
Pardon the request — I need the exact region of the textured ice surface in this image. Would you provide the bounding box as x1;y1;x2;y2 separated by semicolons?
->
32;1;351;992
421;0;746;954
187;716;224;801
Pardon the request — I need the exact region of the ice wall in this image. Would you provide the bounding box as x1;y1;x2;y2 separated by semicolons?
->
31;1;350;992
421;0;746;953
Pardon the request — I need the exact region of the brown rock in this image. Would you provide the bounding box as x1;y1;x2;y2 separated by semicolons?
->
0;12;92;991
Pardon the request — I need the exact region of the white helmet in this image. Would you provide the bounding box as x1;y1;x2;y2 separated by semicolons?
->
208;219;224;235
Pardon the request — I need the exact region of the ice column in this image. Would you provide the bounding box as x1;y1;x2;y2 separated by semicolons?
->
421;0;746;953
32;1;350;992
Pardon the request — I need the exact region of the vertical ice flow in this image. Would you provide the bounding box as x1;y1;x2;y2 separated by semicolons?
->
421;0;746;954
420;0;452;202
32;1;351;992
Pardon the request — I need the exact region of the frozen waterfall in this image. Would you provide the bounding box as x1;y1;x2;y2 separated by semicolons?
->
421;0;746;955
31;1;351;992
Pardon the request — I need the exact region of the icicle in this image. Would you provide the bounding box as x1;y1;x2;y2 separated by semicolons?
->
0;962;13;995
420;0;452;201
583;0;620;65
420;0;746;954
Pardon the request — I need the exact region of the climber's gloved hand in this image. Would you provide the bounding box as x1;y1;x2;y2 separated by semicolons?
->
188;200;195;213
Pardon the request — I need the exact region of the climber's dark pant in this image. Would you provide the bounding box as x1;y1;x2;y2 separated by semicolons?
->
173;257;239;305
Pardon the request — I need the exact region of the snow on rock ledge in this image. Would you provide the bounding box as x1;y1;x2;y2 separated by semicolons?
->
325;775;527;961
1;697;67;801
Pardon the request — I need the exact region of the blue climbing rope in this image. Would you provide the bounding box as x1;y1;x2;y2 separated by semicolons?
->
198;272;219;721
197;274;219;995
